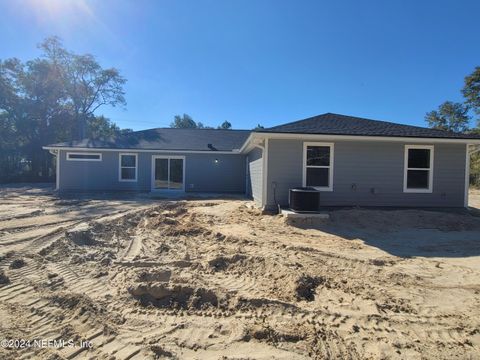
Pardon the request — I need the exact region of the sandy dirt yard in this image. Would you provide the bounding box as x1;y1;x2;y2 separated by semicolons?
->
1;185;480;359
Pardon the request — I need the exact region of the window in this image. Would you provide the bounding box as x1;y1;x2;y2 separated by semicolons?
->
66;152;102;161
303;142;334;191
403;145;433;193
119;153;137;182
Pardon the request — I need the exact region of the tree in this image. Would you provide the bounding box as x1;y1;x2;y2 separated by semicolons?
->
86;115;132;139
0;56;69;178
253;124;264;130
0;37;129;182
196;122;214;129
425;66;480;188
463;67;480;121
218;120;232;129
39;37;127;139
169;115;230;129
170;114;197;128
425;101;470;132
170;115;234;129
463;68;480;189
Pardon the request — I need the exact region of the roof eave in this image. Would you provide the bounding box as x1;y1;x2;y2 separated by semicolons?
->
42;146;241;154
237;131;480;152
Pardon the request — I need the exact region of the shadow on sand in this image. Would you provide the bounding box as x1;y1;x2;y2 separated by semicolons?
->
289;207;480;259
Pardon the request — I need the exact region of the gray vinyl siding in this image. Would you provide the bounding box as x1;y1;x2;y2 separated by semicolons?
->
58;150;246;193
266;139;467;208
247;147;263;206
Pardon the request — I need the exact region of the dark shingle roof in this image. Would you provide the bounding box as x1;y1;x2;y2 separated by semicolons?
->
47;128;251;152
259;113;480;139
46;113;480;151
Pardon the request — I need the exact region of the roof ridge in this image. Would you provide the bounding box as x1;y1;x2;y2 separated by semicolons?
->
268;112;458;134
266;113;331;130
131;127;251;134
325;112;444;131
268;112;434;133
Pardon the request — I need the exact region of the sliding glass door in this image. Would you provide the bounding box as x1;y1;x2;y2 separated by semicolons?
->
152;156;185;190
168;158;183;189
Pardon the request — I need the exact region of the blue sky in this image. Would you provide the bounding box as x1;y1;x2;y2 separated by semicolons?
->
1;0;479;131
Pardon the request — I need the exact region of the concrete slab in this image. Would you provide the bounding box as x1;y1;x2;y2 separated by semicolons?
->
281;209;330;220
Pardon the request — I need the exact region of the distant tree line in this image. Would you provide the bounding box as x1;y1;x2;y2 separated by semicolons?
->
169;114;232;129
425;66;480;187
0;37;130;183
169;113;265;130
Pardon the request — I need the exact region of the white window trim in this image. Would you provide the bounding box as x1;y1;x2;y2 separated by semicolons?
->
119;153;138;182
66;152;102;161
403;145;434;193
302;142;334;191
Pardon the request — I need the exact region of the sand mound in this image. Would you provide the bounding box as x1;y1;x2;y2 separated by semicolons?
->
243;324;304;343
136;268;172;283
144;203;188;228
162;220;206;237
128;282;219;310
48;293;105;314
66;223;96;246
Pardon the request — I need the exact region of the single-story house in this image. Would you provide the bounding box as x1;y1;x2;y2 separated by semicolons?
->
43;113;480;209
